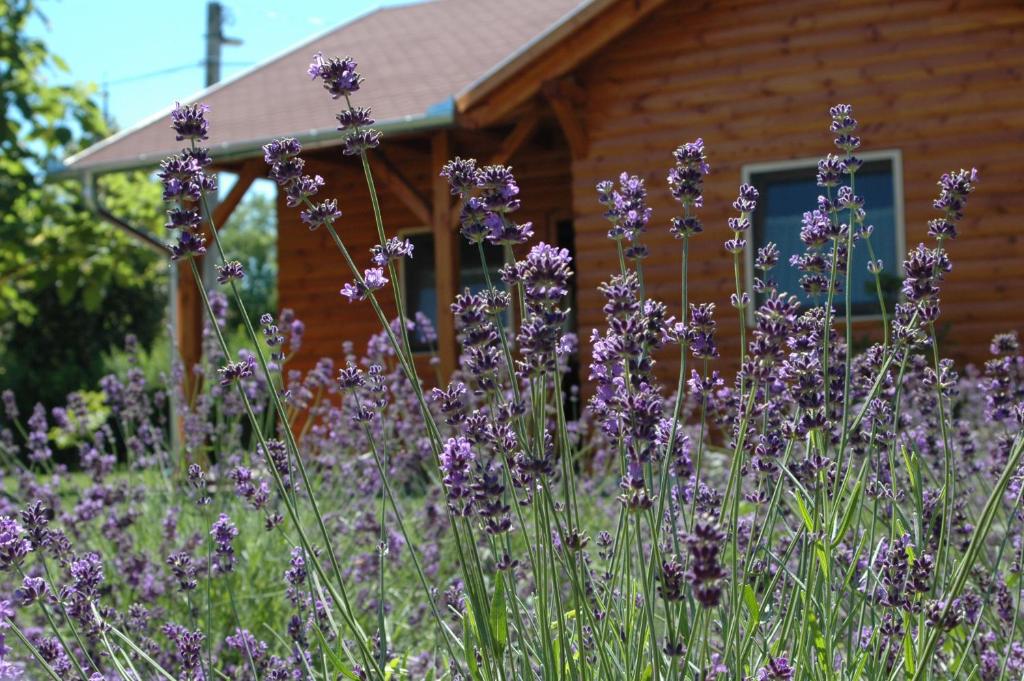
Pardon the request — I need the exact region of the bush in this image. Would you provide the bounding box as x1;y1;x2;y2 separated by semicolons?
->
0;56;1022;681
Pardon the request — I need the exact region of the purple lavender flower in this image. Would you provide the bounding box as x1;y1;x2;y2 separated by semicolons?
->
817;153;845;187
0;517;31;570
342;128;382;156
170;230;208;261
336;106;375;131
685;303;719;360
371;237;414;266
686;515;727;608
15;575;47;606
340;268;388;302
414;310;437;346
755;657;796;680
829;104;861;161
285;173;325;208
165;207;202;231
928;167;979;240
170;102;210;141
439;437;475;515
668;138;709;210
598;172;652;242
991;331;1020;356
25;403;52;464
0;389;15;422
431;382;468;426
69;552;104;598
210;513;239;574
175;628;205;680
300;198;342;230
167;551;198;592
726;183;758;252
218;353;256;386
440;157;481;196
308;53;362;99
901;243;951;304
216;260;245;284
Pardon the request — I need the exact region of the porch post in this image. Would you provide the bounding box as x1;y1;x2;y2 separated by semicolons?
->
431;130;458;380
176;259;205;396
175;162;260;394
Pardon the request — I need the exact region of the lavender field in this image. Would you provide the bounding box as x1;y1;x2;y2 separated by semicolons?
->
1;53;1023;681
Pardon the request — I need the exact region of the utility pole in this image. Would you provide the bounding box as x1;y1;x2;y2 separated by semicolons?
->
205;1;243;88
201;2;243;290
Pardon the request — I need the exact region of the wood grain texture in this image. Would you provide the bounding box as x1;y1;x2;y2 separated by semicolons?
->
567;0;1024;381
277;0;1024;390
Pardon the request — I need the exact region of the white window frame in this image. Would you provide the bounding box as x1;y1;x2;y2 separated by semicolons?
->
741;148;905;324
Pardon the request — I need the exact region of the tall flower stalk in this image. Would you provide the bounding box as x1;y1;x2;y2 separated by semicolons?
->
3;52;1021;681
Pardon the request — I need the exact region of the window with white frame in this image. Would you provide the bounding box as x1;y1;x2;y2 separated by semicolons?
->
744;151;904;318
402;230;506;353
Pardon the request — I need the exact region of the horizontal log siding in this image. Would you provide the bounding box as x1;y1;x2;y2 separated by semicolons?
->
571;0;1024;380
277;130;572;379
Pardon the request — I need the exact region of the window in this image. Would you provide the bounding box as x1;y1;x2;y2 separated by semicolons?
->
744;151;904;318
402;231;507;352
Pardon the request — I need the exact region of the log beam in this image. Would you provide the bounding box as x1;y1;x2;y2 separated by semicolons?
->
456;0;668;128
432;131;459;380
175;260;205;397
447;109;542;228
177;161;260;391
543;79;589;160
211;160;261;229
376;151;433;226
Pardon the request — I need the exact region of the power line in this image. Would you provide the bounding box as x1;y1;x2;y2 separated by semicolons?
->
103;60;252;87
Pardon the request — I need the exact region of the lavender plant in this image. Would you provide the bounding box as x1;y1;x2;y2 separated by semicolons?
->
0;55;1021;681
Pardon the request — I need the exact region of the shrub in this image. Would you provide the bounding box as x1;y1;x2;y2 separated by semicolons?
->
0;55;1022;681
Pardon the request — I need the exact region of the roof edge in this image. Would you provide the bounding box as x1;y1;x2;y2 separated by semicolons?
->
53;101;456;179
454;0;610;111
62;3;395;172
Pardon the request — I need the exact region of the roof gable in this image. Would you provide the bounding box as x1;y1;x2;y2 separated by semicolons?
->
65;0;584;174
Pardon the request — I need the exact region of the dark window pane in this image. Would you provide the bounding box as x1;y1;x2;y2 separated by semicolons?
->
405;232;437;352
750;158;899;316
402;233;506;353
459;240;505;293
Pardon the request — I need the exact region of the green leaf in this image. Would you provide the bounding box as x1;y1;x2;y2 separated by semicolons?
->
743;584;761;633
902;613;916;676
309;624;360;680
489;576;508;656
794;492;815;533
463;604;482;681
831;466;865;547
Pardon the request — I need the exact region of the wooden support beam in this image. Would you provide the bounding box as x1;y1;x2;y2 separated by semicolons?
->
176;259;204;395
543;80;589;160
432;131;459;381
211;160;261;229
491;109;541;166
176;161;260;395
376;152;433;226
457;0;668;128
446;109;542;229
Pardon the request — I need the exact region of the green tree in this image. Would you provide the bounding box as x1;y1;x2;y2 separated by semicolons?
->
0;0;167;409
220;184;278;326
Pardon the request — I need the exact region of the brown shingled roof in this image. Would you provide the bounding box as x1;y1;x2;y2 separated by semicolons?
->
64;0;586;174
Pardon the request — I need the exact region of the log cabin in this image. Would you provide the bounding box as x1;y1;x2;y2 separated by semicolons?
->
63;0;1024;388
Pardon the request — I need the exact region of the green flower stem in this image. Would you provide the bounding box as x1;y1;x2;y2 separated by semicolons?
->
183;256;380;677
911;433;1024;681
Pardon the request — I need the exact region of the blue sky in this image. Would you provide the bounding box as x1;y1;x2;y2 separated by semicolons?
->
31;0;414;132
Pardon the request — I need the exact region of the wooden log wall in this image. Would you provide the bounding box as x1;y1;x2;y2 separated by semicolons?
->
569;0;1024;381
276;125;572;381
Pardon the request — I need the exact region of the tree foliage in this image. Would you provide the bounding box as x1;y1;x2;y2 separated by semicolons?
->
220;184;278;326
0;0;167;407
